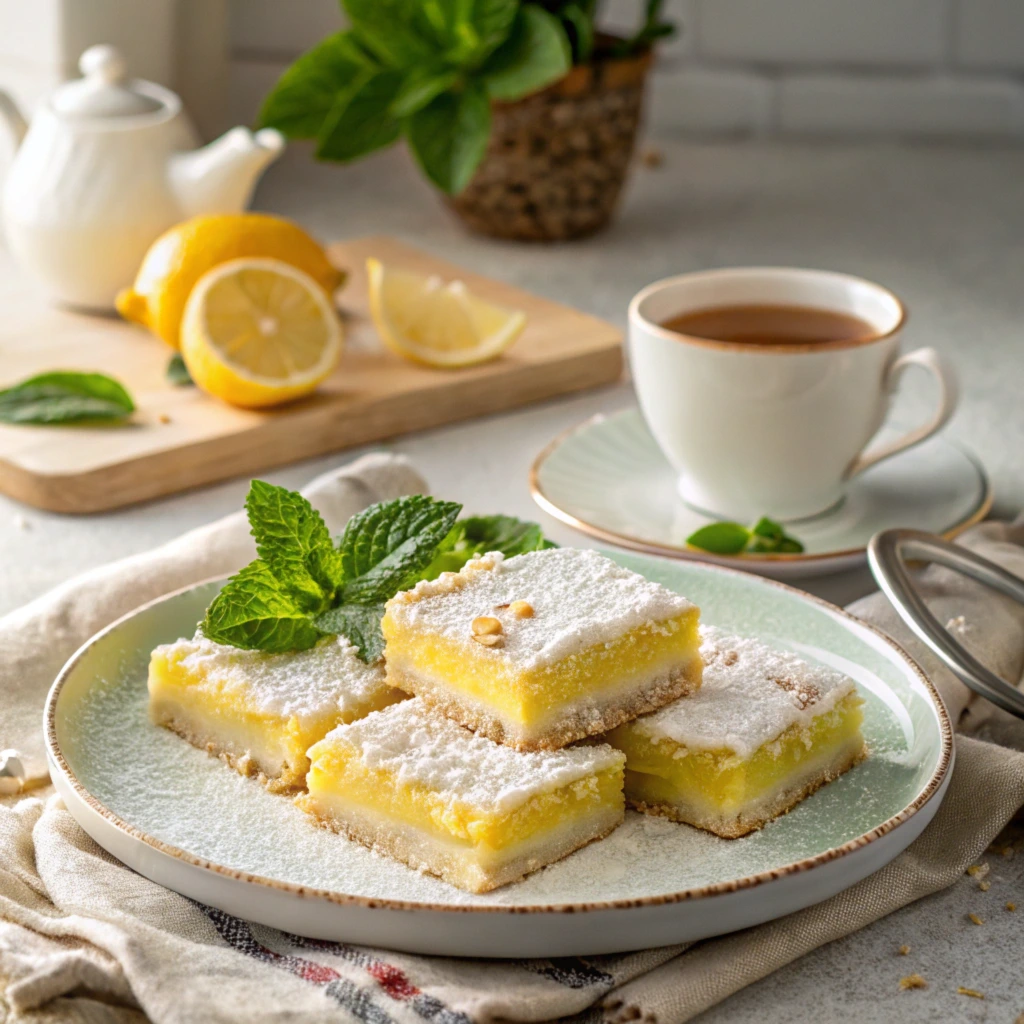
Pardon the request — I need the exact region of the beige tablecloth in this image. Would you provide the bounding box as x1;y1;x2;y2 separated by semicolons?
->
2;452;1024;1024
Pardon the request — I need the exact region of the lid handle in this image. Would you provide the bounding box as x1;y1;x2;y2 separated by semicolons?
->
79;45;127;86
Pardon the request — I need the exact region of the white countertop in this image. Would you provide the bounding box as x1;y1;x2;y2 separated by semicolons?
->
2;138;1022;1021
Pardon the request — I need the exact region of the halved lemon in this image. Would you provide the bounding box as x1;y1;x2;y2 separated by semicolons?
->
180;258;343;409
367;258;526;368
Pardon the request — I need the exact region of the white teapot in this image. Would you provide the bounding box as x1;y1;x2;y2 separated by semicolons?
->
0;45;285;311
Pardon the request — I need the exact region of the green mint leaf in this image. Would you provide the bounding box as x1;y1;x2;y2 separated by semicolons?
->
314;603;387;663
166;353;193;387
482;5;571;102
316;68;404;161
337;495;462;603
778;538;805;553
406;82;491;194
0;371;135;425
259;32;371;139
343;0;442;66
201;561;325;652
390;67;461;118
469;0;519;57
750;516;785;542
245;480;341;611
747;517;804;554
685;522;751;555
422;513;555;579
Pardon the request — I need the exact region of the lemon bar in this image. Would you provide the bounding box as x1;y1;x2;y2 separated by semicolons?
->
381;548;702;751
606;628;866;838
148;633;404;792
299;698;626;893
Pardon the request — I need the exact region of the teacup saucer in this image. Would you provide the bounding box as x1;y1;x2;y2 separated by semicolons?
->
529;408;992;579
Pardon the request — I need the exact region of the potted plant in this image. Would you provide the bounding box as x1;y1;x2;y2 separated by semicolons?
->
260;1;674;241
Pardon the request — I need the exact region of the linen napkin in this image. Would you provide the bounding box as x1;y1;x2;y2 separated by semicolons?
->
2;457;1023;1024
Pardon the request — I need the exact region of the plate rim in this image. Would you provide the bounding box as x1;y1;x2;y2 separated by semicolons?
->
45;559;953;917
529;407;993;567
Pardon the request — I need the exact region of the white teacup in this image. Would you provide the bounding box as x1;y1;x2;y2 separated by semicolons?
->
628;267;958;522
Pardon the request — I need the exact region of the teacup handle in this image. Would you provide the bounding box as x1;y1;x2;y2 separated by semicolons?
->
845;347;958;480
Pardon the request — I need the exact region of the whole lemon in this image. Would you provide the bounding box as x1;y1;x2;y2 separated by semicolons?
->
116;213;345;349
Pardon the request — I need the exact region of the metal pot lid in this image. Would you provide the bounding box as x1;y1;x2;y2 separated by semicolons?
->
51;45;163;119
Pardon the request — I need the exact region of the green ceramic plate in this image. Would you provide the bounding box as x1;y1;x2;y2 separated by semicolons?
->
531;408;991;579
46;551;952;957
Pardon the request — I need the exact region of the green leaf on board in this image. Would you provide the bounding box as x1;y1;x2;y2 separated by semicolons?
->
166;354;193;387
406;82;492;194
482;5;571;102
201;561;326;652
0;371;135;425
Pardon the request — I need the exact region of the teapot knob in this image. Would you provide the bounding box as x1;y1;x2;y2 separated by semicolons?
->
79;44;127;85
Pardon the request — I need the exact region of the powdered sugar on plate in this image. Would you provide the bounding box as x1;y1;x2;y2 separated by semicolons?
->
387;548;696;670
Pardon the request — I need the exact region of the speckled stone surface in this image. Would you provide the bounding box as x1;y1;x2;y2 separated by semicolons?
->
2;138;1023;1021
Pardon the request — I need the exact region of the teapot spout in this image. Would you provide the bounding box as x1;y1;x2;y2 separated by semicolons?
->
0;90;28;149
169;126;285;218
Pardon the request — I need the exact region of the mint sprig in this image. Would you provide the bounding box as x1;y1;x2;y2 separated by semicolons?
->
686;517;804;556
200;482;552;662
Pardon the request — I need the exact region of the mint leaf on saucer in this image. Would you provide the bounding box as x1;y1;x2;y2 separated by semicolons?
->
166;354;193;387
201;561;326;652
337;495;462;604
0;371;135;425
314;602;387;663
246;480;341;612
686;517;804;556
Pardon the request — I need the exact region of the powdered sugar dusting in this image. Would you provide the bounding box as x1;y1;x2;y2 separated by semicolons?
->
320;699;624;814
387;548;696;670
153;633;397;724
632;628;857;758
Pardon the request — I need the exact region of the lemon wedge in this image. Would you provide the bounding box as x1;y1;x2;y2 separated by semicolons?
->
367;258;525;368
180;258;342;409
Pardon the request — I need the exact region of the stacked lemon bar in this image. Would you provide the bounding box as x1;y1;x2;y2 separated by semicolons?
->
300;548;703;891
607;627;867;837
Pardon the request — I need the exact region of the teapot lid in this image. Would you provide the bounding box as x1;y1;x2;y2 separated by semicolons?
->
51;45;163;118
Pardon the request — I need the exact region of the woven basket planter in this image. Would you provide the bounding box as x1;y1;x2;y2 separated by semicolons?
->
447;49;652;242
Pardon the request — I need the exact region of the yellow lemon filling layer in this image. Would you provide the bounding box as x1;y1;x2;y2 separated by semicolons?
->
305;734;625;852
382;611;701;728
609;692;864;816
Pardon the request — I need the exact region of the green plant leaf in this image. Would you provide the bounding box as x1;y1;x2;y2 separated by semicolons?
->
258;31;371;139
390;67;461;118
316;67;404;160
685;522;751;555
201;561;326;652
406;82;491;194
336;495;462;603
482;4;571;102
166;353;193;387
313;602;387;663
0;371;135;425
558;2;594;62
470;0;520;56
343;0;442;66
245;480;341;612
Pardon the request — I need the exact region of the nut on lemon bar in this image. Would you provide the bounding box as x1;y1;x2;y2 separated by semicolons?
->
606;628;866;838
148;633;405;792
299;698;626;893
380;548;702;750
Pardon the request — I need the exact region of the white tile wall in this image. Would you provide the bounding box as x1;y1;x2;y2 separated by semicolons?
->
695;0;951;67
648;68;773;136
228;0;344;58
779;73;1024;138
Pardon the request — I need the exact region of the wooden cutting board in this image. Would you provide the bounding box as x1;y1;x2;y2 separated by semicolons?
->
0;236;622;513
